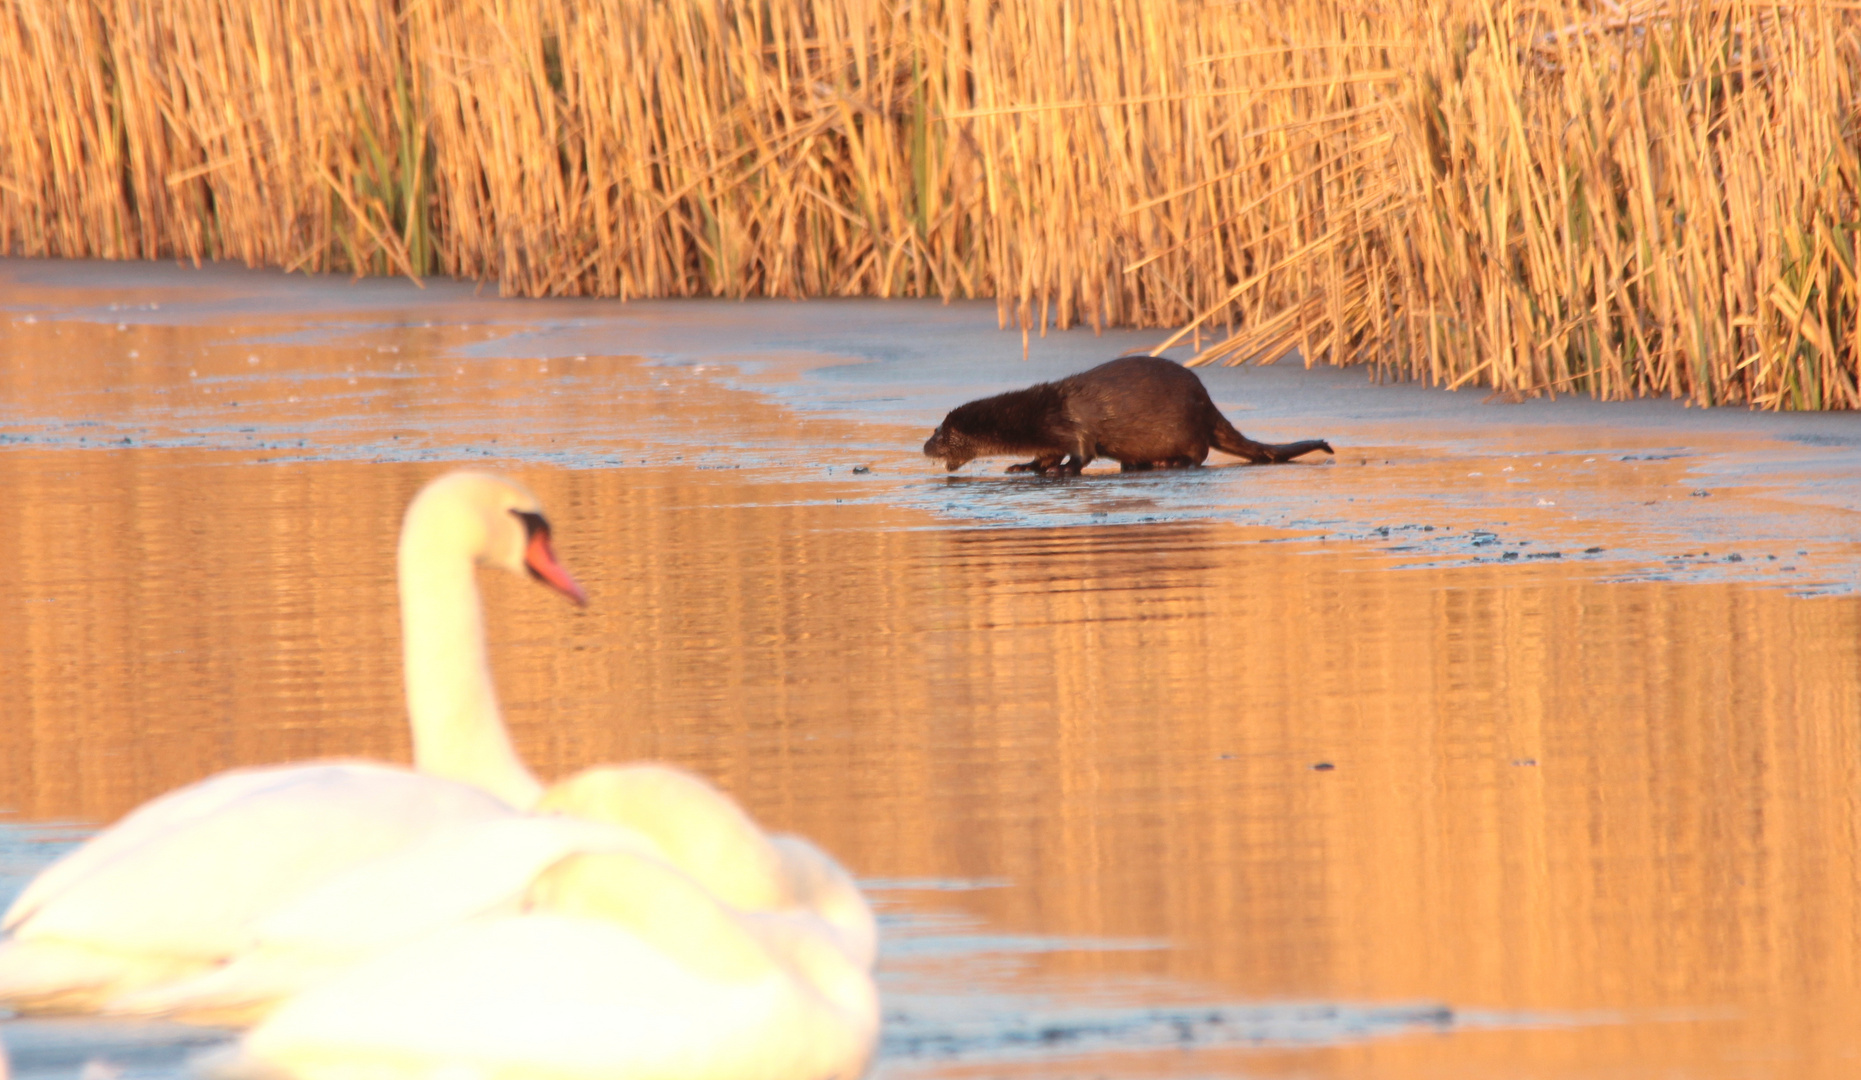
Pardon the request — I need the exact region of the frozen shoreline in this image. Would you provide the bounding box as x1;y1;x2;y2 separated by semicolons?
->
3;257;1857;594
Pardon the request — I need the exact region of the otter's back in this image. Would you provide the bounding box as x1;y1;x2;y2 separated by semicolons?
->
1058;357;1218;460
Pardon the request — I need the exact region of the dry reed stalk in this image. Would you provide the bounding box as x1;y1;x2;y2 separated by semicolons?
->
1189;0;1860;409
1;0;428;276
1;0;1855;407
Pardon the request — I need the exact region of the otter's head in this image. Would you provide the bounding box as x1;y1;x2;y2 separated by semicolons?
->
923;409;983;472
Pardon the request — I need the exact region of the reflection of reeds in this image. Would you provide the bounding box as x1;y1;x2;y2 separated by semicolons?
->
1;1;1855;407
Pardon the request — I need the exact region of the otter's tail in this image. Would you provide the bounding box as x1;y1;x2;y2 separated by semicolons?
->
1211;417;1334;463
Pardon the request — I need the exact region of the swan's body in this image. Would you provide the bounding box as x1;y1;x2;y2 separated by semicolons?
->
0;473;584;1014
108;815;665;1024
0;764;512;1013
218;851;879;1080
109;772;875;1024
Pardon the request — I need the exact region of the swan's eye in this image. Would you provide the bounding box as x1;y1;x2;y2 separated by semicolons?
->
510;509;551;541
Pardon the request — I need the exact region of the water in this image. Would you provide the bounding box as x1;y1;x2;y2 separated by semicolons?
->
1;259;1859;1078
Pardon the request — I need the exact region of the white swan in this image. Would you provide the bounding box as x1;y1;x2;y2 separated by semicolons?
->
396;476;875;967
395;480;874;976
214;848;879;1080
102;768;874;1025
395;475;874;976
0;472;585;1013
1;470;875;1031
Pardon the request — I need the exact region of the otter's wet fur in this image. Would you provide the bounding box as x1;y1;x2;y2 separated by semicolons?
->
922;356;1334;475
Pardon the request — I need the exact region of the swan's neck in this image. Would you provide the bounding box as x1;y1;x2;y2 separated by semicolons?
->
398;554;542;809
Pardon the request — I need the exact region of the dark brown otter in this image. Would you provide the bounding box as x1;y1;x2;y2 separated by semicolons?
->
922;356;1334;475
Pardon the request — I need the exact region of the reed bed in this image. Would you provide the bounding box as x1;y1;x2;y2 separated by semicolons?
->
2;0;1856;407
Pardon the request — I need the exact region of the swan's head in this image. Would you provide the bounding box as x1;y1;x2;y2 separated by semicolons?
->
400;471;587;604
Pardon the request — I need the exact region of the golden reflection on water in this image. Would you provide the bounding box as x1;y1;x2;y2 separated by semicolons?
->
2;447;1858;1078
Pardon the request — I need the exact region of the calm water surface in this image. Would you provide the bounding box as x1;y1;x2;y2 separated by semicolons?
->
1;261;1859;1079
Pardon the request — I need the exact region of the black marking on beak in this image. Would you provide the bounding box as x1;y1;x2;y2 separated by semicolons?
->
511;510;551;582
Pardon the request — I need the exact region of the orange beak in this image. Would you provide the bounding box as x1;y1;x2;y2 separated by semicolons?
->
524;529;588;606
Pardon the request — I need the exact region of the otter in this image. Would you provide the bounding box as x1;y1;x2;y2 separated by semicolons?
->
922;356;1334;475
